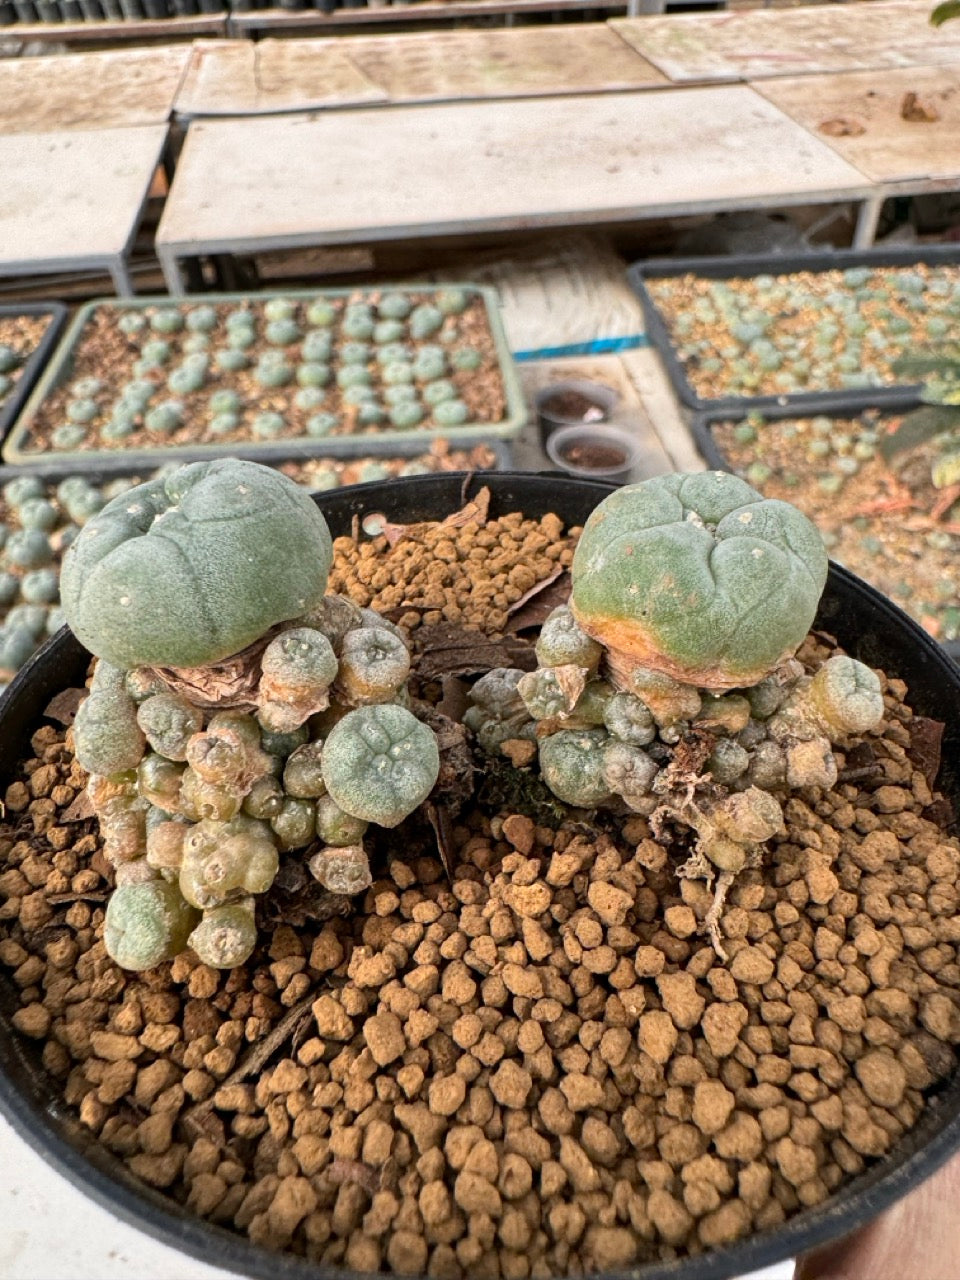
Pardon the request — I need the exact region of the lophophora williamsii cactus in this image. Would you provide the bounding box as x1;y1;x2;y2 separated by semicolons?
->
62;459;439;972
466;473;885;955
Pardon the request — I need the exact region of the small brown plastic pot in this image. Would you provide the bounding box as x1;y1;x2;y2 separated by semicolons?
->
533;379;619;451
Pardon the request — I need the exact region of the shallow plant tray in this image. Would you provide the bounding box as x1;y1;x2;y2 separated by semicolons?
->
0;304;68;447
2;473;960;1280
628;246;960;413
692;397;960;666
1;286;526;469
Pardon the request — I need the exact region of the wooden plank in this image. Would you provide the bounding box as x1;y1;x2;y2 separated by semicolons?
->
233;0;628;31
0;125;168;270
754;63;960;185
175;37;386;117
0;47;189;134
611;0;960;84
2;12;225;41
157;87;872;258
341;26;668;104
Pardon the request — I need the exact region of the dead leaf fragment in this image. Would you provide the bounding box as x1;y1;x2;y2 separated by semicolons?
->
818;117;866;137
44;687;87;726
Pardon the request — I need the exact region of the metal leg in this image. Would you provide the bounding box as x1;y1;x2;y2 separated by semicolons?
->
852;194;884;248
109;256;136;298
158;245;188;297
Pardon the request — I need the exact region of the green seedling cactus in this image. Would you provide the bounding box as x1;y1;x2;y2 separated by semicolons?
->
258;626;338;733
306;412;338;438
186;305;218;333
50;425;88;451
104;880;199;971
61;459;333;670
436;288;470;316
434;401;470;427
539;729;612;808
321;703;439;827
4;475;44;508
282;740;326;799
265;318;302;347
179;814;279;910
409;304;443;339
389;402;424;429
214;349;249;374
150;307;184;334
315;793;367;847
72;660;146;777
271;797;317;850
570;472;827;690
335;625;411;705
302;330;333;362
306;299;336;327
188;901;258;969
378;293;412;321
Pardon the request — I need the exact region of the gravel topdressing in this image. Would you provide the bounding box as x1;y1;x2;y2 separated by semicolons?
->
0;506;959;1278
645;264;960;402
0;314;51;417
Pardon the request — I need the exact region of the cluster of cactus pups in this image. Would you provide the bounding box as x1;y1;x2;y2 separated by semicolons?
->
466;473;885;955
43;289;487;453
62;460;439;972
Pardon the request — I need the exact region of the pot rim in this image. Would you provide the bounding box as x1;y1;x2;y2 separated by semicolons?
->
2;470;959;1280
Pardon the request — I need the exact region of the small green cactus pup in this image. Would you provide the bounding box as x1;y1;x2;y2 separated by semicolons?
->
296;593;363;653
463;667;535;753
602;691;656;746
335;626;411;706
695;694;752;736
801;655;884;738
710;787;786;848
707;738;751;786
308;843;373;896
538;729;612;808
97;787;149;867
378;293;412;321
282;741;327;799
137;753;185;812
185;720;271;798
103;880;199;971
601;739;659;809
518;665;588;722
61;460;333;670
136;691;203;761
745;659;805;719
189;900;258;969
746;739;787;791
179;767;242;823
535;606;603;672
436;288;470;316
570;472;828;690
242;774;285;821
146;819;189;878
409;304;444;339
73;661;146;777
271;797;317;851
258;626;338;732
315;793;368;847
179;814;279;910
620;666;702;730
321;704;440;828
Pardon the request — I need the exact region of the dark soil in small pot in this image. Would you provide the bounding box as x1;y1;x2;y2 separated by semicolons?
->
1;474;960;1280
534;380;619;452
546;424;643;484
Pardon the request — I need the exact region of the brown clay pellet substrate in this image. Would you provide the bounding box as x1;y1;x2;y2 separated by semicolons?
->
19;293;508;457
0;314;50;415
712;412;960;646
2;512;960;1274
646;264;960;401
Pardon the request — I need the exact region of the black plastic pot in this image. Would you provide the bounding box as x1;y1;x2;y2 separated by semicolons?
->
1;471;959;1280
0;2;16;23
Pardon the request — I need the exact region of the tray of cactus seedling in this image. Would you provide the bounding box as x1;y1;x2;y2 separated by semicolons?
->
693;397;960;663
0;303;68;445
0;469;152;693
0;285;527;469
628;245;960;412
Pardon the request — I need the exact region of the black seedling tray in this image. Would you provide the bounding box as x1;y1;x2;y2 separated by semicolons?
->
692;396;960;667
628;245;960;413
0;304;68;450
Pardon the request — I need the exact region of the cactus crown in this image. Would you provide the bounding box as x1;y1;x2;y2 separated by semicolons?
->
570;472;828;690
